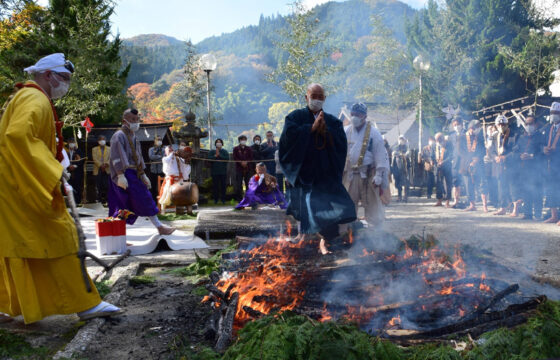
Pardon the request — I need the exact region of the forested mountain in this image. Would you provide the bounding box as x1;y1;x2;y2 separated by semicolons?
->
122;0;416;143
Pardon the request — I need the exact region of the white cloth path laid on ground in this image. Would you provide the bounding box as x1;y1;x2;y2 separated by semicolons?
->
77;207;208;256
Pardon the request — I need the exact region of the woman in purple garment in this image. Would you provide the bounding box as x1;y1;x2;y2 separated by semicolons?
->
235;163;287;210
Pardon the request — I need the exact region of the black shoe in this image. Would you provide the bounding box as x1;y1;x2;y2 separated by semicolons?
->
427;195;432;199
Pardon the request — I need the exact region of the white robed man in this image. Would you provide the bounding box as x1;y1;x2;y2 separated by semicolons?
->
159;145;191;212
343;103;390;227
0;53;122;323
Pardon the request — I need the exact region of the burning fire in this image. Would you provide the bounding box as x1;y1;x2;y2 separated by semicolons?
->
212;237;307;326
207;228;503;333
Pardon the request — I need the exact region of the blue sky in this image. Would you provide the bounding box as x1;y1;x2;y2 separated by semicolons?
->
36;0;429;43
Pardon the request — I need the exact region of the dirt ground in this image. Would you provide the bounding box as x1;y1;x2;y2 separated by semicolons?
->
83;268;214;360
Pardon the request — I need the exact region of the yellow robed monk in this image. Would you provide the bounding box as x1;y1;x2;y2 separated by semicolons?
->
0;53;122;324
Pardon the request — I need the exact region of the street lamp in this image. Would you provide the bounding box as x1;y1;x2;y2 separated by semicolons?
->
200;53;217;148
413;55;430;150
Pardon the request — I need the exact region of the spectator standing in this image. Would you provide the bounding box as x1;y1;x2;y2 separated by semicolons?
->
543;102;560;225
233;135;253;201
208;138;229;204
262;130;278;175
66;137;85;204
148;136;164;200
92;135;111;204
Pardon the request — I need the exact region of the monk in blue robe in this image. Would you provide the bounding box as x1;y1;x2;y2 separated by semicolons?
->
279;83;356;252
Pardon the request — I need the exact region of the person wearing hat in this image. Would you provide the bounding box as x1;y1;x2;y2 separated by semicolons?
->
0;53;123;323
490;114;516;216
279;83;356;255
343;103;390;227
108;108;176;235
391;135;410;202
461;120;486;211
514;115;545;220
543;102;560;225
66;137;85;204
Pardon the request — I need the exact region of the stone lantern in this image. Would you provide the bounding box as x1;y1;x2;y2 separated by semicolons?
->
172;111;208;184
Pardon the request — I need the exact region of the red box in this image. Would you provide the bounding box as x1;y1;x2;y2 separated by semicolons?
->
95;221;113;237
112;220;126;236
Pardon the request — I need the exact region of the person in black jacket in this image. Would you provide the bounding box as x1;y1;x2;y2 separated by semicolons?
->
208;138;229;204
514;115;545;220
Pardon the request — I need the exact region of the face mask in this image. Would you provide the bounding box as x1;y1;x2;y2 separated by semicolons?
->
50;79;70;99
526;124;537;135
69;143;77;149
308;99;324;112
126;121;140;132
155;141;162;146
428;141;434;146
254;140;261;146
240;141;247;146
454;126;462;133
498;126;506;134
216;143;223;148
399;140;406;145
98;140;106;146
351;116;364;128
551;114;560;124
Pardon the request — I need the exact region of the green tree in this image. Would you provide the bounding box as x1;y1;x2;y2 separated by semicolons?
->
48;0;130;128
361;15;415;113
407;0;560;130
498;29;558;97
266;0;334;105
170;40;206;117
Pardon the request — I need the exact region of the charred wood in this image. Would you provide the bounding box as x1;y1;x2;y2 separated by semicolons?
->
216;292;239;352
210;271;220;284
465;284;519;320
206;284;227;302
387;295;546;340
243;306;265;319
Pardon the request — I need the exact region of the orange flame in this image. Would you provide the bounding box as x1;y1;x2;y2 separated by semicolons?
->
215;237;307;326
387;315;401;327
319;302;332;322
285;220;292;237
479;273;491;292
438;285;454;295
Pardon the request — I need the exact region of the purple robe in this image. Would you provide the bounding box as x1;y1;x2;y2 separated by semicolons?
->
235;175;287;209
107;169;159;224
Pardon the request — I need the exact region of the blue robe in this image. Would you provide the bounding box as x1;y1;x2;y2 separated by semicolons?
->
279;107;356;237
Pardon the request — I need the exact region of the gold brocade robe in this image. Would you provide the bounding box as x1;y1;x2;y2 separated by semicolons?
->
0;82;78;259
